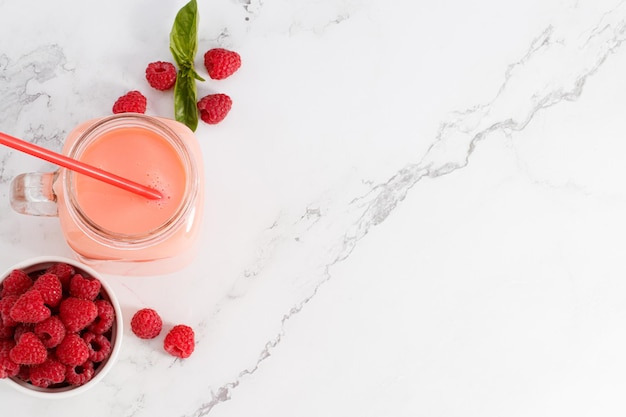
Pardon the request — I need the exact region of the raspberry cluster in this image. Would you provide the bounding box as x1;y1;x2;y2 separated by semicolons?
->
112;48;241;126
130;308;194;359
0;263;116;388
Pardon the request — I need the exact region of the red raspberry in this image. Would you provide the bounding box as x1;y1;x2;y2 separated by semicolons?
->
55;333;89;366
197;93;232;125
146;61;177;91
163;324;195;359
29;358;66;388
45;263;75;291
32;273;63;307
65;360;94;386
0;340;19;378
59;297;98;333
69;274;101;301
10;290;51;324
1;269;33;297
9;332;47;365
203;48;241;80
13;323;34;343
112;90;147;114
130;308;162;339
87;299;115;335
34;316;66;349
0;294;19;327
82;332;112;363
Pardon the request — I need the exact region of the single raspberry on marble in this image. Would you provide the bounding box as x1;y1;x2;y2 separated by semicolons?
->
32;272;63;308
0;340;19;379
146;61;177;90
203;48;241;80
29;358;66;388
59;297;98;333
0;294;19;327
55;333;90;366
197;93;232;125
10;290;51;324
82;332;112;363
34;316;66;349
87;299;115;335
9;332;48;365
112;90;147;114
163;324;195;359
65;360;94;386
1;269;32;297
45;263;75;291
69;274;101;301
130;308;162;339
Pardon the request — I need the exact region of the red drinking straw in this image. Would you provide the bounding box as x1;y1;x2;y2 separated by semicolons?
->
0;131;162;200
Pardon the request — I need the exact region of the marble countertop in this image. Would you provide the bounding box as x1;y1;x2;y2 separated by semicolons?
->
2;0;626;415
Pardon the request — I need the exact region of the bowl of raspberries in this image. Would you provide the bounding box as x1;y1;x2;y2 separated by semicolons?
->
0;256;122;398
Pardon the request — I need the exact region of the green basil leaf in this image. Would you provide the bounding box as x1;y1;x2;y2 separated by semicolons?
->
170;0;203;131
174;70;198;132
169;0;199;69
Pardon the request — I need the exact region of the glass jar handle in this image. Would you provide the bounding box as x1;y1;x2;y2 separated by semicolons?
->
10;171;59;217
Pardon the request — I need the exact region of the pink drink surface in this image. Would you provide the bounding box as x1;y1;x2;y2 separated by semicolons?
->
73;127;186;235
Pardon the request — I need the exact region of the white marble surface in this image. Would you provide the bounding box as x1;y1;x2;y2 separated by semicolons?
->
2;0;626;415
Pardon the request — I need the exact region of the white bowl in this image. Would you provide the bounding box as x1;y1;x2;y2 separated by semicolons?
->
0;256;123;399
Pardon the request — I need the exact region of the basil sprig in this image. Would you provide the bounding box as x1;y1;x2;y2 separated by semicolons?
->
170;0;205;132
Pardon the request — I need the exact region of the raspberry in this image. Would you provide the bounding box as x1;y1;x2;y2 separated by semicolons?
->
45;263;75;291
1;269;33;297
55;333;89;366
29;359;66;388
0;294;19;327
0;340;19;378
87;299;115;335
34;316;66;349
9;332;47;365
10;290;51;324
112;90;147;114
197;93;232;125
163;324;195;359
130;308;162;339
59;297;98;333
82;332;112;363
13;323;34;343
65;360;94;386
32;273;63;307
69;274;101;301
146;61;177;91
203;48;241;80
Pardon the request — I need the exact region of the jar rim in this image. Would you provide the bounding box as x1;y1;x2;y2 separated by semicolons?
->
63;113;199;248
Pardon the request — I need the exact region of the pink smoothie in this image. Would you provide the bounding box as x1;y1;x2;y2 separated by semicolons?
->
54;116;204;270
73;126;186;235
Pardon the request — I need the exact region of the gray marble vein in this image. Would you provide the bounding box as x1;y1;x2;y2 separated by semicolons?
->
0;45;67;131
186;2;626;415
